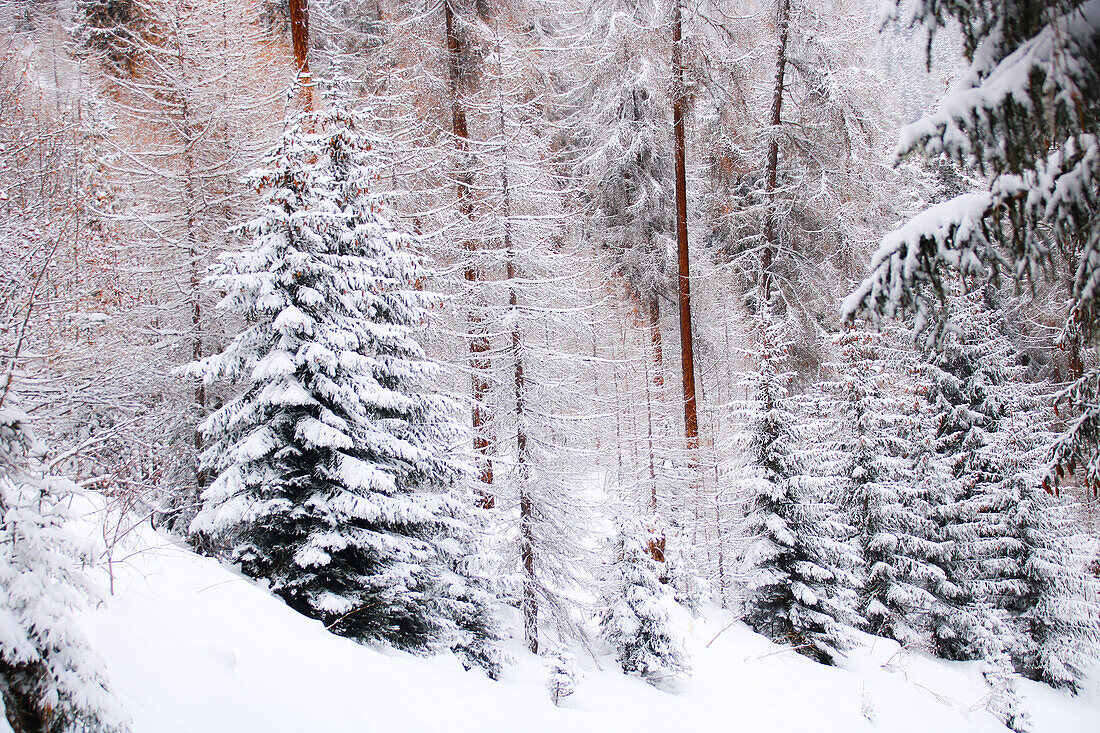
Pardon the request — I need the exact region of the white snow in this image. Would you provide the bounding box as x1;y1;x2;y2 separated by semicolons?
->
72;504;1098;733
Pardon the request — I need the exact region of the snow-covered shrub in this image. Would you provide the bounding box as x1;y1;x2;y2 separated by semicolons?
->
600;517;688;684
0;398;126;732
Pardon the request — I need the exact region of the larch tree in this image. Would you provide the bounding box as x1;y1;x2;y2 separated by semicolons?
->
77;0;284;527
578;6;675;514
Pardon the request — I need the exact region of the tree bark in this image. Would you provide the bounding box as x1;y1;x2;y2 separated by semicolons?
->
288;0;312;111
671;0;699;453
445;1;495;507
762;0;791;303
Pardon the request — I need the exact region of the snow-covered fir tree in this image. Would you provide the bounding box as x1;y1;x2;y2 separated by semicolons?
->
919;286;1011;661
738;304;861;665
915;284;1100;673
599;516;688;684
828;326;941;647
545;647;581;706
845;0;1100;495
188;87;500;664
0;394;126;733
975;604;1032;733
583;59;675;312
983;377;1100;690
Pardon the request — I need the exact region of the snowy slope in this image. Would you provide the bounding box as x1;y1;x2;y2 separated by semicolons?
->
73;505;1098;733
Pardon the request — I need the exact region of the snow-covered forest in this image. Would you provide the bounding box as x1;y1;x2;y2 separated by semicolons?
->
1;0;1099;730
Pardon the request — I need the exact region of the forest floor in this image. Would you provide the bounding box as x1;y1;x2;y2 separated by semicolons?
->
70;501;1098;733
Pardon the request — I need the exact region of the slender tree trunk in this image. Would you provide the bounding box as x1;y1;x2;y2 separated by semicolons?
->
173;21;207;495
495;67;537;653
445;1;495;506
649;296;663;389
645;296;663;511
288;0;312;111
762;0;791;303
671;0;698;453
514;267;537;654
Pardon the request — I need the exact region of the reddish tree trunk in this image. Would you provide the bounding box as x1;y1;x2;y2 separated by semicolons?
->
762;0;791;302
287;0;312;111
672;0;698;452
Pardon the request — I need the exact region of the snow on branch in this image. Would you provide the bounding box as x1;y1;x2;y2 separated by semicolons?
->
842;192;999;338
897;0;1100;172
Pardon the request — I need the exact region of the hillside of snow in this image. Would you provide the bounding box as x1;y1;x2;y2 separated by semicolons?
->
72;504;1098;733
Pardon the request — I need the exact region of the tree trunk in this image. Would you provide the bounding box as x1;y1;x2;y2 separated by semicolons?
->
288;0;312;111
495;65;537;652
445;1;495;507
0;662;46;733
762;0;791;303
173;23;207;496
671;0;699;454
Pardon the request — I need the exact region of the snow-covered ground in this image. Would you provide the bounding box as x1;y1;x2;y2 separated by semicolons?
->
73;505;1098;733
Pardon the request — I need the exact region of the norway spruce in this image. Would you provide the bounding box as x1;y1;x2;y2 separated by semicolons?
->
189;91;498;661
830;326;940;647
740;307;860;665
0;395;126;733
600;516;688;684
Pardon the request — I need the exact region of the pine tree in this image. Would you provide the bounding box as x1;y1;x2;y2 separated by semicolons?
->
0;395;126;733
739;306;860;665
600;516;688;684
189;91;498;661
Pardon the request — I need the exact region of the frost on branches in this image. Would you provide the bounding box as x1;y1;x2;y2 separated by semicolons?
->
844;0;1100;489
0;397;126;733
599;517;688;685
738;308;861;666
827;326;939;647
188;90;499;665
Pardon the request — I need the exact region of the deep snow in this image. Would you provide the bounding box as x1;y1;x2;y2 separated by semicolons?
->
69;503;1098;733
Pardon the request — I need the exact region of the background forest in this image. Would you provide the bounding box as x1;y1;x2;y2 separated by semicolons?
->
1;0;1099;731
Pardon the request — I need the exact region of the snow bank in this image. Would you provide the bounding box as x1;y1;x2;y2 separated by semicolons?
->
71;504;1097;733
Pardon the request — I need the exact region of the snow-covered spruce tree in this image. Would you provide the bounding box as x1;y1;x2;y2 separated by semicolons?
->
739;305;861;665
600;516;688;684
188;92;500;663
583;59;675;314
843;0;1100;492
545;647;581;706
984;379;1100;690
828;326;941;647
0;395;126;733
919;286;1015;661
